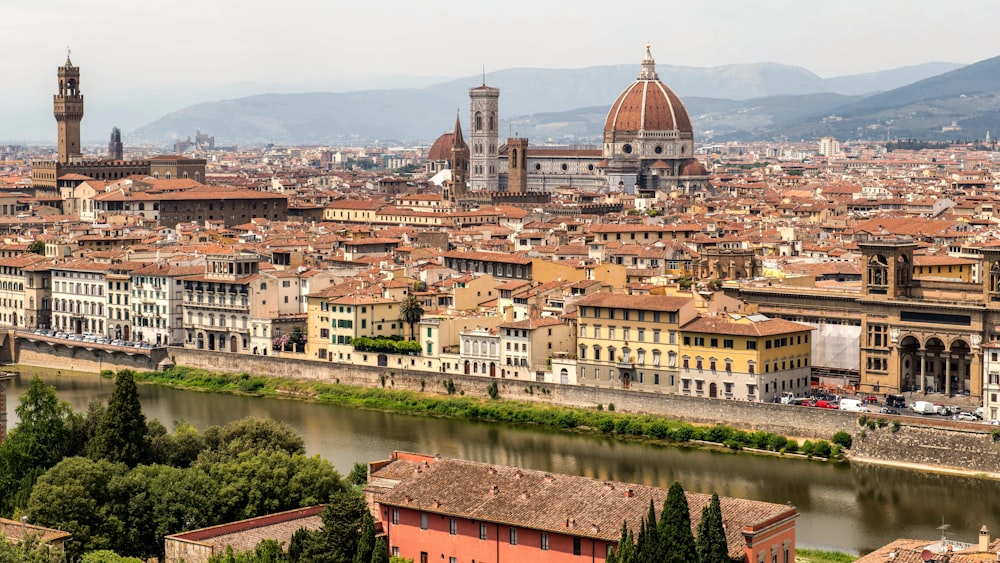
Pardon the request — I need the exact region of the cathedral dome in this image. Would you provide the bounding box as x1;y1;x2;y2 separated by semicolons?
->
679;158;709;176
604;45;692;136
428;132;468;162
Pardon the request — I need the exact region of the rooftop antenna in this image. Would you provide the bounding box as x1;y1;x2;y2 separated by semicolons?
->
937;517;950;545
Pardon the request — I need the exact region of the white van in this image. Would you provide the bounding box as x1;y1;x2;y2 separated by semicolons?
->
839;398;868;413
911;400;939;415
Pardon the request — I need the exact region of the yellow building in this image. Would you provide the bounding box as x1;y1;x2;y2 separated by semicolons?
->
679;314;813;402
912;255;975;282
575;293;698;392
316;294;404;363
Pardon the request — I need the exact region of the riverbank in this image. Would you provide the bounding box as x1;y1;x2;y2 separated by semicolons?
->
99;365;846;461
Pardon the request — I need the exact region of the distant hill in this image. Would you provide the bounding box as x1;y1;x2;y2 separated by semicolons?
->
127;59;977;146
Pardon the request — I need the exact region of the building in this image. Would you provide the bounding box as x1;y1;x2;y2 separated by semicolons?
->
575;293;698;391
856;526;1000;563
442;250;533;281
0;516;71;554
499;316;575;380
31;55;206;190
50;261;110;335
0;255;47;328
679;314;813;402
108;127;123;160
163;506;325;563
131;263;201;345
181;251;257;353
818;136;840;157
365;451;798;563
469;83;500;192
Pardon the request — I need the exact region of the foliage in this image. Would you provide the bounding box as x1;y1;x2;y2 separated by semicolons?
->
295;491;367;563
891;420;901;433
706;279;723;291
0;377;76;515
0;530;65;562
398;295;425;341
353;511;375;563
660;481;698;562
677;275;694;290
795;548;857;563
82;550;144;562
442;379;456;395
347;462;368;486
89;371;150;467
200;416;306;461
27;240;46;255
351;337;421;355
696;493;729;563
372;538;391;563
832;431;853;450
486;381;499;400
209;540;289;563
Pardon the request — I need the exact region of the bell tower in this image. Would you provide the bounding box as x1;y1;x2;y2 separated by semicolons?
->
54;49;84;163
469;80;499;192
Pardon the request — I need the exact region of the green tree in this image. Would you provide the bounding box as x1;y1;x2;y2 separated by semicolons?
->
659;481;698;563
0;530;66;562
696;493;730;563
149;419;206;467
89;371;150;467
27;240;46;255
299;491;366;563
637;498;662;561
201;417;305;462
370;537;390;563
26;456;130;560
82;550;144;563
398;295;424;341
347;462;368;486
208;540;288;563
610;522;636;563
353;511;375;563
0;377;75;514
206;450;345;523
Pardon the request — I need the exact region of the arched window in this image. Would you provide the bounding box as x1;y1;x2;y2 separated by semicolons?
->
475;111;483;131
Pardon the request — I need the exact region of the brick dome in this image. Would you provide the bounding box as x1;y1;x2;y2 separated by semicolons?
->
604;46;692;135
428;132;468;162
679;158;708;176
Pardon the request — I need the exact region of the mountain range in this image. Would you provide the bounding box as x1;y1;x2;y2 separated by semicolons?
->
101;58;1000;146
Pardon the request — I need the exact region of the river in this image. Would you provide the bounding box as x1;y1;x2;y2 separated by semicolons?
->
5;371;998;556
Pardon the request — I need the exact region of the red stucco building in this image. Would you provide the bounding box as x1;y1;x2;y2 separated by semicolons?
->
365;451;798;563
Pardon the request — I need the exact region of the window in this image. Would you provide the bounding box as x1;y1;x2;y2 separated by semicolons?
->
541;533;549;551
747;341;757;350
694;337;705;346
710;338;718;348
420;513;428;530
509;527;518;545
480;522;488;540
573;537;581;555
449;518;457;535
392;509;399;525
724;339;734;349
653;329;660;343
638;328;645;342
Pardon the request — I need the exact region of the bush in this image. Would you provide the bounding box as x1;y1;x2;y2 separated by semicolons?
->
607;403;615;412
442;379;456;395
832;431;853;450
857;415;869;427
767;434;788;452
724;439;743;451
812;440;833;459
785;439;799;453
891;420;901;433
596;417;615;433
486;381;499;400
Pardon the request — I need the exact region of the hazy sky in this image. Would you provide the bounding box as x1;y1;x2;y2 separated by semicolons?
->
2;0;999;139
7;0;999;85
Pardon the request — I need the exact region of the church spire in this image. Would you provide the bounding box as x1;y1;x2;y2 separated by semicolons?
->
451;111;465;147
638;43;658;80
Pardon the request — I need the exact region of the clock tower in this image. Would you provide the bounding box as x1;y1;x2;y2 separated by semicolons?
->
54;49;84;163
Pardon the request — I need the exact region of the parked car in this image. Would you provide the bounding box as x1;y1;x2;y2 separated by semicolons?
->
911;401;939;415
863;395;878;404
957;412;978;422
886;394;907;408
799;400;817;407
879;407;899;415
816;400;839;409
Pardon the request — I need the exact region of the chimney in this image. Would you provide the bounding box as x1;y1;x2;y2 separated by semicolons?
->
625;489;634;498
981;525;991;552
490;484;499;496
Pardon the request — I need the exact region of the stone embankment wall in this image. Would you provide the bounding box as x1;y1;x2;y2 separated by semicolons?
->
14;337;166;374
169;348;855;439
850;417;1000;474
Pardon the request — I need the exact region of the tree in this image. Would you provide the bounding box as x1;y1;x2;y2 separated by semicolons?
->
200;417;305;462
0;530;66;562
659;481;698;563
347;462;368;486
696;493;730;563
299;491;367;563
89;371;150;467
0;377;75;514
208;540;288;563
353;511;375;563
27;240;46;255
398;295;424;341
637;498;662;561
370;537;390;563
82;550;144;563
26;456;130;560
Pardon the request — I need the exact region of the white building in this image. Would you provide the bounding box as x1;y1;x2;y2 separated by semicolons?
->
51;261;110;335
459;327;500;377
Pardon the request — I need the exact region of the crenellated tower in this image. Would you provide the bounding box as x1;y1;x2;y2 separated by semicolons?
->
54;49;84;163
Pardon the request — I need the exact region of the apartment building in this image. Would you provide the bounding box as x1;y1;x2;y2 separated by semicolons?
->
181;251;257;353
131;263;201;346
50;261;110;335
0;255;47;327
499;317;574;381
575;293;698;391
679;314;813;402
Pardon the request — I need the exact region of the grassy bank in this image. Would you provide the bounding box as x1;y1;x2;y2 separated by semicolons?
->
116;366;845;460
796;548;856;563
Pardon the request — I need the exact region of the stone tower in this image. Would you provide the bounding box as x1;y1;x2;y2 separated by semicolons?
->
448;113;468;200
469;82;499;192
506;137;528;194
54;50;84;164
108;126;123;160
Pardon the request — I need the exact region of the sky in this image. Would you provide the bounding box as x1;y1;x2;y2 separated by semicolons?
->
2;0;999;140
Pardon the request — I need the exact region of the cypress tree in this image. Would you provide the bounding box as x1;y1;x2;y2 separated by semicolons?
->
89;371;150;467
637;498;661;561
696;493;730;563
370;536;389;563
353;511;375;563
660;481;698;563
615;528;636;563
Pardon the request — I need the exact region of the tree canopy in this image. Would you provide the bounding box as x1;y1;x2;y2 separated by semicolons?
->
89;371;150;467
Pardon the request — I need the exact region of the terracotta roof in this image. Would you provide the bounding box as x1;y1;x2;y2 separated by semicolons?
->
681;315;814;337
442;250;532;265
574;292;691;312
